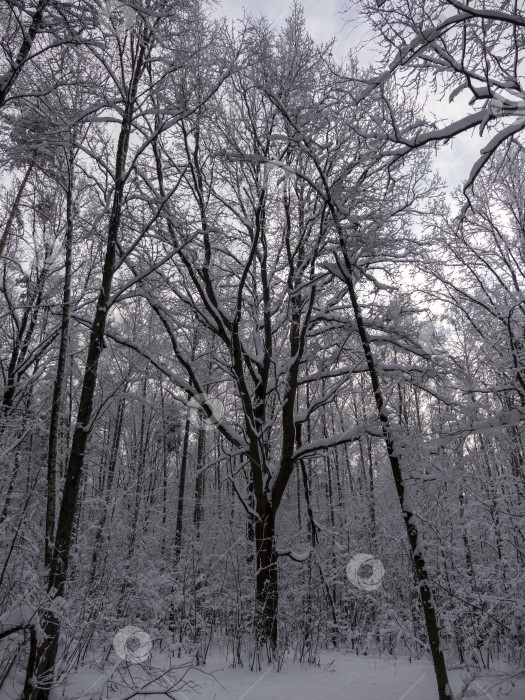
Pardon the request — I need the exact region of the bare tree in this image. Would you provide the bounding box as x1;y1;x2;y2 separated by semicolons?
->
353;0;525;193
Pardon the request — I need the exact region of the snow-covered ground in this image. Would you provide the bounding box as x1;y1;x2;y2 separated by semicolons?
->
178;653;524;700
19;651;522;700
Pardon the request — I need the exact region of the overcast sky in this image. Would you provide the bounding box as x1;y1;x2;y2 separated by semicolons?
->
214;0;486;191
216;0;350;47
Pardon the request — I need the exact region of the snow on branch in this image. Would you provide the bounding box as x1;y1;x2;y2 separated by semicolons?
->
0;604;39;640
276;548;312;562
445;406;525;438
464;116;525;191
292;422;382;461
444;0;525;27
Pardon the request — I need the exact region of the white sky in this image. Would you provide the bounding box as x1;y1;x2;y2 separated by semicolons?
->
216;0;349;46
213;0;488;192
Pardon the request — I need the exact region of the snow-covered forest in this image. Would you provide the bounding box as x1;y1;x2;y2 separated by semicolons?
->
0;1;524;698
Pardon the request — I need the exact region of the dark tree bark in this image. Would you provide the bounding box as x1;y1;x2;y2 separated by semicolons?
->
0;0;49;109
193;424;206;535
0;245;55;432
335;235;453;700
45;150;74;568
89;394;126;583
174;411;190;566
28;31;150;699
254;503;278;653
0;161;33;260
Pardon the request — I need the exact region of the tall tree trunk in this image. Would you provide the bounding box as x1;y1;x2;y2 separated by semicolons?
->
45;152;74;568
193;424;206;535
174;412;190;566
28;35;149;699
89;395;126;584
254;500;278;655
160;383;169;555
0;161;33;260
336;244;453;700
0;1;48;109
1;252;51;424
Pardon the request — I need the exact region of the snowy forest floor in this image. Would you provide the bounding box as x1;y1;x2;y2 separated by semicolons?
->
11;651;521;700
171;654;525;700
